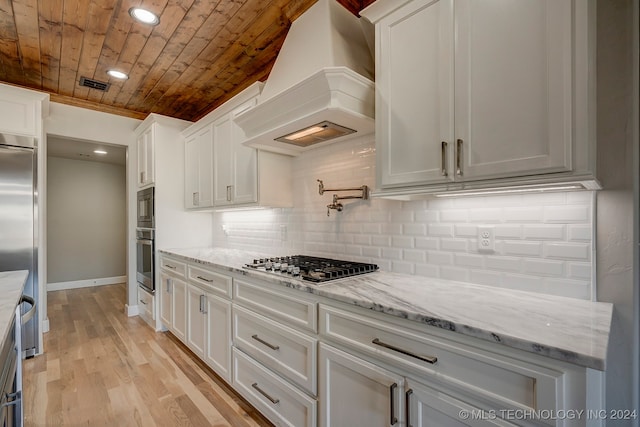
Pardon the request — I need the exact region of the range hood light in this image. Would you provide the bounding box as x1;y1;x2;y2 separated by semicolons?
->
275;121;356;147
283;126;326;141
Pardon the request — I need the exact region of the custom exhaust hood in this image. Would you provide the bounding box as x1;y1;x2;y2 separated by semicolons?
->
236;0;375;156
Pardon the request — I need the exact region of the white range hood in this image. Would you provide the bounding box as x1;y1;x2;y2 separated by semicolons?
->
236;0;375;156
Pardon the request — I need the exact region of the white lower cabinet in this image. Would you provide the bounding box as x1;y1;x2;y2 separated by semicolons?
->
233;347;317;427
205;294;232;382
187;283;207;358
137;285;155;327
172;277;187;342
319;342;404;427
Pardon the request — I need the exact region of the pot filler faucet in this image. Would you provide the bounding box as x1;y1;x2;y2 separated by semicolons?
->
317;179;369;217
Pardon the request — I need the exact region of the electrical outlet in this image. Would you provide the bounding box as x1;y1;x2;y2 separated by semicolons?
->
477;226;494;253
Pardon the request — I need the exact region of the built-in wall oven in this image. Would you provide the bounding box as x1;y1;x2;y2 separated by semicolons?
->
136;228;155;293
136;187;155;293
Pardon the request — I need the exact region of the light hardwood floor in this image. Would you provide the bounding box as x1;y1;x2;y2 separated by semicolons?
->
23;283;273;427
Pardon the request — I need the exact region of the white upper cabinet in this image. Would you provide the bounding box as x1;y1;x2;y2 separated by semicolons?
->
183;81;292;210
137;126;154;188
184;124;214;209
362;0;596;195
0;84;47;138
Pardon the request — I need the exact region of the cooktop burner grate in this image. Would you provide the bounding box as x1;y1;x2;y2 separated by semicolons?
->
244;255;378;283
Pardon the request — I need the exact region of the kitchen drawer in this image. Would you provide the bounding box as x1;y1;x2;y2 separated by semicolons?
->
233;304;317;395
233;347;317;427
160;256;186;278
138;285;154;326
234;279;317;333
188;265;232;298
319;304;562;414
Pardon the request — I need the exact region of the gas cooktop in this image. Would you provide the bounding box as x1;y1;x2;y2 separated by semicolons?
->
244;255;378;283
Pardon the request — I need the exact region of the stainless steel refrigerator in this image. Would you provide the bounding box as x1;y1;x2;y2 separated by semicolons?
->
0;134;39;357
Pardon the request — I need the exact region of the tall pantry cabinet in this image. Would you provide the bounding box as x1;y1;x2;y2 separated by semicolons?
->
134;114;212;330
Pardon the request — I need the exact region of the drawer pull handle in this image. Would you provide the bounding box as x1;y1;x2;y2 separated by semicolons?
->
389;382;397;425
406;389;413;427
251;382;279;404
441;141;448;177
456;138;463;176
252;334;280;351
196;275;213;283
372;338;438;364
139;299;147;305
165;264;176;270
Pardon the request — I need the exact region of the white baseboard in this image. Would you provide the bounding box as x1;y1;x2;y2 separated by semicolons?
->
126;304;139;317
47;275;127;291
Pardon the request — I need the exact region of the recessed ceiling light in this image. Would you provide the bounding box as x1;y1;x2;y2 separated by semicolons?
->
107;70;128;80
93;150;108;155
129;7;160;25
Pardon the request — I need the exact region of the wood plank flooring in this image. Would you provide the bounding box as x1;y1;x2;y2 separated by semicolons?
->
23;283;273;427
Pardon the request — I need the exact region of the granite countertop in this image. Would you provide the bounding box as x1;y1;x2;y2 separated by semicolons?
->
0;270;29;347
160;247;613;371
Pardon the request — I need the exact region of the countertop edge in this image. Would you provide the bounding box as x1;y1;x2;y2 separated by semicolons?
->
159;249;611;371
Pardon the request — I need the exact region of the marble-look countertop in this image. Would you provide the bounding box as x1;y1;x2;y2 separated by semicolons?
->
0;270;28;348
160;247;612;370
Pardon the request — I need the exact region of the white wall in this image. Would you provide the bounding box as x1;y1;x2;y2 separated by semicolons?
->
595;0;637;419
213;135;595;300
47;156;126;283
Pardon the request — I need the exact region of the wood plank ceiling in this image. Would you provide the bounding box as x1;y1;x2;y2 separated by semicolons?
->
0;0;374;122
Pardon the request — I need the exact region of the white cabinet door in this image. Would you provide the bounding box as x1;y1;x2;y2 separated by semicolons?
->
455;0;572;180
212;100;259;207
212;115;234;206
377;0;454;188
184;125;213;208
406;379;517;427
319;343;404;427
205;294;232;382
231;101;258;205
187;284;207;358
172;277;187;341
137;126;154;187
159;272;172;329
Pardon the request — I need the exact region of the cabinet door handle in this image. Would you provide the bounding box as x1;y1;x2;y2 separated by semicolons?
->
406;389;413;427
372;338;437;364
226;185;232;201
251;382;279;404
140;171;144;184
456;138;463;176
199;295;206;314
389;382;398;425
441;141;448;177
251;334;280;350
196;275;213;283
139;299;147;305
166;278;172;293
165;264;176;270
193;192;199;206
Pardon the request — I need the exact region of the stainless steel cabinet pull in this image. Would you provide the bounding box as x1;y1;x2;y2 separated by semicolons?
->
166;278;172;293
406;389;413;427
372;338;438;364
456;139;463;176
226;185;232;201
251;382;279;404
196;275;213;283
441;141;448;176
139;299;147;305
389;383;398;425
251;334;280;350
165;264;176;270
140;171;145;183
199;295;206;313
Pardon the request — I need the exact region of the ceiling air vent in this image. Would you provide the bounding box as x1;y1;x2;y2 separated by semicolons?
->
79;76;110;91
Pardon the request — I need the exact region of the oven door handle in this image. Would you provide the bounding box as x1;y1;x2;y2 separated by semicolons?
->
137;239;153;245
19;295;36;325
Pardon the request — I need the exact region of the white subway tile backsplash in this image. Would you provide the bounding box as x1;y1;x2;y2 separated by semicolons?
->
523;225;565;240
544;242;591;261
427;224;454;237
502;241;543;257
213;138;594;300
